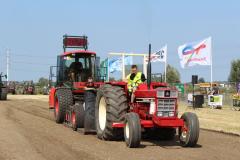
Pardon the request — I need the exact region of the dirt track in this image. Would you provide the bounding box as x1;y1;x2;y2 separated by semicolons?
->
0;95;240;160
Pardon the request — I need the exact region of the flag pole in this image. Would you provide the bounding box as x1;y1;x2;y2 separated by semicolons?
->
122;53;125;81
165;45;167;82
211;59;213;90
165;62;167;82
143;55;146;76
107;56;110;82
210;37;213;90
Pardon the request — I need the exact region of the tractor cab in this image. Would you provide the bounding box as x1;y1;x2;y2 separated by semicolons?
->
56;50;97;84
49;35;104;89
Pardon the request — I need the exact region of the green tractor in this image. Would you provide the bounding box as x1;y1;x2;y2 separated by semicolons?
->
0;73;8;100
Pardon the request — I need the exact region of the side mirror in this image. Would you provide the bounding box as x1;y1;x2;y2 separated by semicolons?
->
5;75;7;79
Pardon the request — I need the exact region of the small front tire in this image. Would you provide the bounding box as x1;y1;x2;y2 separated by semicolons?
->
124;112;141;148
179;112;199;147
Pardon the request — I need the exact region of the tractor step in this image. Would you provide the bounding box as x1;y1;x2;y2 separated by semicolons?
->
112;120;154;128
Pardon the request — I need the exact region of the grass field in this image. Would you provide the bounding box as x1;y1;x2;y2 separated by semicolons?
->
178;101;240;135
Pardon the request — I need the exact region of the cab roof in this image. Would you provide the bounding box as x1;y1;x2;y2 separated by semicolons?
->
61;50;96;57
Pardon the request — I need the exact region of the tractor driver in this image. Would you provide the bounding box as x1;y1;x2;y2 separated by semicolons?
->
69;58;83;82
126;65;146;102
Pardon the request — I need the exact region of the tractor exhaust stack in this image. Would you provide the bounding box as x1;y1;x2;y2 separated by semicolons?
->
147;43;152;90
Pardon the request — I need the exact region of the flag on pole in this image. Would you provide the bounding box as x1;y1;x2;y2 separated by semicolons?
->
145;45;167;63
178;37;211;68
124;56;133;65
109;57;122;73
109;56;132;73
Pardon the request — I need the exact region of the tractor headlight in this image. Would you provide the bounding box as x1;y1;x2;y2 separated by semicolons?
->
157;111;163;117
149;101;155;114
157;90;164;97
169;112;174;117
171;90;178;98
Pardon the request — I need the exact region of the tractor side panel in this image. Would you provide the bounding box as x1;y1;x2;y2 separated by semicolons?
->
49;87;56;109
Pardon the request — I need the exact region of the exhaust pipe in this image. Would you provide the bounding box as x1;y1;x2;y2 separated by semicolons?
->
147;43;152;90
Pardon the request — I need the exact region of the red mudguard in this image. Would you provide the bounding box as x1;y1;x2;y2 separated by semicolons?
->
49;87;56;109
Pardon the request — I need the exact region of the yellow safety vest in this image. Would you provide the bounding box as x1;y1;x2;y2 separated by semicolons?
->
127;72;143;92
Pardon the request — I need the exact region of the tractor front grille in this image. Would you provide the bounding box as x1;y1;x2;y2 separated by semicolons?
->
157;99;175;117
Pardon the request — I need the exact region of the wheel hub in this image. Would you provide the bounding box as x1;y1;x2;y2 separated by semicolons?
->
99;97;107;131
181;131;187;139
125;122;130;139
180;124;188;141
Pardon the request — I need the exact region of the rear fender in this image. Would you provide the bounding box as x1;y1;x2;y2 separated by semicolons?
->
49;87;56;109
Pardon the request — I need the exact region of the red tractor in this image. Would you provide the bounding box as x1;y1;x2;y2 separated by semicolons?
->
49;37;199;148
22;81;35;95
8;81;16;95
49;35;105;133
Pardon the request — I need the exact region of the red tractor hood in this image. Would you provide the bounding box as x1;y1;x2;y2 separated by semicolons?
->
134;82;174;98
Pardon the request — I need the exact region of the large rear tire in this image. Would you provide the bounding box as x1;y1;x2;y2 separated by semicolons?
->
54;88;73;124
124;112;141;148
0;88;7;100
179;112;199;147
95;84;128;140
84;90;97;133
72;103;85;131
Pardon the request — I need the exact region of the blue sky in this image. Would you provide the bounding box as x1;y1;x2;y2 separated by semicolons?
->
0;0;239;82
